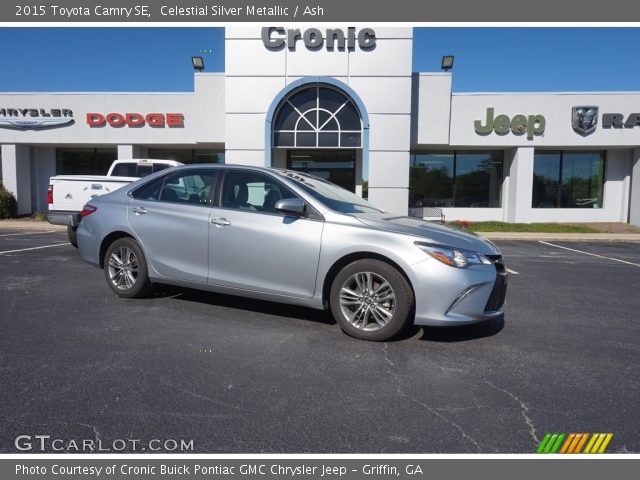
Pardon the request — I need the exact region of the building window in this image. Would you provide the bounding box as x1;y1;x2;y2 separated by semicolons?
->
148;148;225;164
273;85;362;148
287;150;356;192
409;151;503;208
532;151;605;208
56;148;117;175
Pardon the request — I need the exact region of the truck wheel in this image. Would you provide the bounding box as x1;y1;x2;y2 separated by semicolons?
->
103;237;152;298
330;259;414;341
67;226;78;248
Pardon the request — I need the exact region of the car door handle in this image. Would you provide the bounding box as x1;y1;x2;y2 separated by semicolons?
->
132;207;148;214
210;217;231;226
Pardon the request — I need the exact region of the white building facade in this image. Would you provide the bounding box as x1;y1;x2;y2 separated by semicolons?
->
1;27;639;225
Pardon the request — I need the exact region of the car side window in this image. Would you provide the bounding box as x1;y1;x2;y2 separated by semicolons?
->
222;171;297;214
134;170;218;206
136;164;153;177
153;163;171;173
111;163;137;177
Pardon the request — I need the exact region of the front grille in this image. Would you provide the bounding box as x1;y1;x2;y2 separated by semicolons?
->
484;256;508;313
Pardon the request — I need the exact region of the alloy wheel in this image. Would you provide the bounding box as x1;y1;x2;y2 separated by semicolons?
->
107;246;139;291
339;271;396;331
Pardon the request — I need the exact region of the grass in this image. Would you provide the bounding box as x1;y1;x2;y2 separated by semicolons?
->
448;221;600;233
30;211;48;222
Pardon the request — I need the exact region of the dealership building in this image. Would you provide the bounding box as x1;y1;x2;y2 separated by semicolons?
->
1;27;639;225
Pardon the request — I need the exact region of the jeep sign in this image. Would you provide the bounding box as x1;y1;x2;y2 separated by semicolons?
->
474;108;546;139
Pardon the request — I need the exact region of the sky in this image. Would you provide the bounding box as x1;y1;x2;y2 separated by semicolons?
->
1;27;639;92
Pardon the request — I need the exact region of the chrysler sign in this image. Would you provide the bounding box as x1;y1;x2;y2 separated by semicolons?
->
0;108;74;130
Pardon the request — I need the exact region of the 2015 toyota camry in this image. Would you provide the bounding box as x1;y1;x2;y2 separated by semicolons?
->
77;164;507;341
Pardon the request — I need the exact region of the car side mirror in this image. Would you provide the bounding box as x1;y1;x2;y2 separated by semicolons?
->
275;197;306;216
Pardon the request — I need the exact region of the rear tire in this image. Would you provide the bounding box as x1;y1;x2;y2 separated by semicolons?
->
330;259;414;341
103;237;151;298
67;226;78;248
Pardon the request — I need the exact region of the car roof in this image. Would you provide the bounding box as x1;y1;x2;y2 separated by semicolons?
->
172;163;311;178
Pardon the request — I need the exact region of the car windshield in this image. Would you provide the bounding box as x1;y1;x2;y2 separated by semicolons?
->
277;170;385;214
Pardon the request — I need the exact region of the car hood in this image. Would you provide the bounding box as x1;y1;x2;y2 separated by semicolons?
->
353;214;501;255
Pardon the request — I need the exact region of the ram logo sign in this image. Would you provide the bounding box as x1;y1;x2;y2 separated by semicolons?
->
572;106;599;136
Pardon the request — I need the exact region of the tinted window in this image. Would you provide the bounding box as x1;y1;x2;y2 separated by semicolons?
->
532;152;560;208
111;163;137;177
454;152;503;208
279;171;383;214
222;171;297;213
147;148;225;164
272;85;363;148
532;151;605;208
153;163;171;173
55;148;116;175
137;165;153;177
409;151;503;208
409;153;454;208
134;176;165;201
562;152;605;208
112;162;171;177
134;170;218;206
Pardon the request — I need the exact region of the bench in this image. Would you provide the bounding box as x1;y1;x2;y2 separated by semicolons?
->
409;207;445;224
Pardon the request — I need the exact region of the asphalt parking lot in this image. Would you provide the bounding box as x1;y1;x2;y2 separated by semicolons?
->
1;229;639;453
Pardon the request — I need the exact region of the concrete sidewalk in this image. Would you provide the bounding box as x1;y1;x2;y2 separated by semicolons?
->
479;231;640;241
0;220;65;231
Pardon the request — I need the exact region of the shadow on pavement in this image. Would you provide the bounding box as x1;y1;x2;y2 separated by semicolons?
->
151;284;504;341
419;315;505;343
151;284;336;326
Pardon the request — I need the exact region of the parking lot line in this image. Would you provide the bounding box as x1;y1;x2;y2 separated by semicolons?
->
0;243;70;255
506;268;519;275
539;240;640;267
0;231;59;237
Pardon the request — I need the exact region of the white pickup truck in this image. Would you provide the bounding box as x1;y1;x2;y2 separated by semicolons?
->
47;158;182;246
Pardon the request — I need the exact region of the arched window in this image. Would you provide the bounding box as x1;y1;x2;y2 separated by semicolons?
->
272;85;363;148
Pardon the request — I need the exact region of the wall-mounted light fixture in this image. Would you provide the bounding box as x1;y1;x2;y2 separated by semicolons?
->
192;56;205;72
441;55;454;72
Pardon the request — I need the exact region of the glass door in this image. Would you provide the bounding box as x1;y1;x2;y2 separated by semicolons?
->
287;150;356;192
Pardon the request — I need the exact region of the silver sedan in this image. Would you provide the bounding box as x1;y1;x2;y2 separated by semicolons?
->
77;164;506;341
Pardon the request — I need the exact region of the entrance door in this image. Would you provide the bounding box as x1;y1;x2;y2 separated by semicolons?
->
287;150;356;192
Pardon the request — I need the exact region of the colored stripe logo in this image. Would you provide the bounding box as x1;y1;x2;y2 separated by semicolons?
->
536;433;613;454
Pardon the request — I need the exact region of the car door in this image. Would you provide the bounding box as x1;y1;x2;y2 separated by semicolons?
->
128;168;218;284
208;169;324;298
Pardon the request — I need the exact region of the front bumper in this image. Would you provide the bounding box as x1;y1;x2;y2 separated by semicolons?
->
47;211;81;227
410;256;507;327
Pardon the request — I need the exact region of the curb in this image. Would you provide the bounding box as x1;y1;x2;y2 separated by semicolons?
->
479;232;640;242
2;222;639;241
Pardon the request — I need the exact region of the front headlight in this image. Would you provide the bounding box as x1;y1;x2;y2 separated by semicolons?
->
415;242;492;268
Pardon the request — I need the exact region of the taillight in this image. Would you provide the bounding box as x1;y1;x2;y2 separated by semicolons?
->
47;185;53;205
81;205;97;217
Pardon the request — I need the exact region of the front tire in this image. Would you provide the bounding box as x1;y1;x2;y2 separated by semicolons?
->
103;237;151;298
330;259;414;341
67;226;78;248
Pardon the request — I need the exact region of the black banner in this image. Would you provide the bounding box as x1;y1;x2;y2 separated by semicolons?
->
4;0;640;22
3;459;639;480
